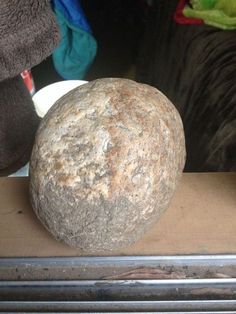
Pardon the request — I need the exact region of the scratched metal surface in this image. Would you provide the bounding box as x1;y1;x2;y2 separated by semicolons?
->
0;255;235;280
0;255;236;312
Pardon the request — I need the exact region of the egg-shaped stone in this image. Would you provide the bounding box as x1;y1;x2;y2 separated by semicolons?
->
30;78;186;253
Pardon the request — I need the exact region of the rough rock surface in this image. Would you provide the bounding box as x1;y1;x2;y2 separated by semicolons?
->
29;78;186;253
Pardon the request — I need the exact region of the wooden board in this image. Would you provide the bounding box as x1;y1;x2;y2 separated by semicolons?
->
0;173;235;257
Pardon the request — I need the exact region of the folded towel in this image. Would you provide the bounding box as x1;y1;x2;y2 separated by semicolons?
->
0;76;40;176
0;0;60;81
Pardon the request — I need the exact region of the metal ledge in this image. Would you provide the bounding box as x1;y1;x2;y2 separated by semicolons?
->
1;278;236;301
1;255;236;280
1;255;236;311
1;300;236;312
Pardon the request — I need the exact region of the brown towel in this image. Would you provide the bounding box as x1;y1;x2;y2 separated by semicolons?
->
0;0;60;81
0;76;40;176
0;0;60;176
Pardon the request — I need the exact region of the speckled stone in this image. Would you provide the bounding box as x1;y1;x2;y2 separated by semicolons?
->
29;78;186;253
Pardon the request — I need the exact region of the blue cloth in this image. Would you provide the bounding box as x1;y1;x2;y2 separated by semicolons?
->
52;0;92;33
52;0;97;80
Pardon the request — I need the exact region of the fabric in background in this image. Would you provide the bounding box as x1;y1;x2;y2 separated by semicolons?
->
0;76;40;176
0;0;59;176
0;0;60;81
52;0;97;79
174;0;204;24
184;0;236;29
136;0;236;171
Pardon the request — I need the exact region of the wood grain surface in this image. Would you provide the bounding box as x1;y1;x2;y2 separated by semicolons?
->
0;173;235;257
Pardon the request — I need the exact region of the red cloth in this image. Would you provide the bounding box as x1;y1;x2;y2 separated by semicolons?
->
174;0;204;25
21;70;35;96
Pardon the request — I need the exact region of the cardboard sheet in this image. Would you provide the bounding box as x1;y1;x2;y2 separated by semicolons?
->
0;173;235;257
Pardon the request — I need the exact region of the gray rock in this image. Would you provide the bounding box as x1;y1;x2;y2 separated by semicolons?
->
29;78;186;253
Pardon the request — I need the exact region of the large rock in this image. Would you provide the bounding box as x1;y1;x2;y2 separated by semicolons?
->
29;78;186;253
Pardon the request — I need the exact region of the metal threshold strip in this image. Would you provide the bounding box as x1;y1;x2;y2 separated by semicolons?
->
1;300;236;312
1;255;236;312
1;278;236;301
1;254;236;280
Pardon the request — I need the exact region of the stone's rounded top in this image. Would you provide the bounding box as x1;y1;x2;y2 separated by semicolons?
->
30;78;186;252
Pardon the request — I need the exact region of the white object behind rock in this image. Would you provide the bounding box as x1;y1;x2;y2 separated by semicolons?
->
33;80;87;117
